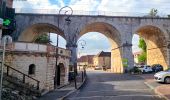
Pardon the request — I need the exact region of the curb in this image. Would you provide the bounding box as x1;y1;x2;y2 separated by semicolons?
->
58;76;87;100
155;87;169;100
144;82;169;100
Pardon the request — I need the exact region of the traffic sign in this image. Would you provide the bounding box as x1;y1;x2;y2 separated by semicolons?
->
3;19;11;26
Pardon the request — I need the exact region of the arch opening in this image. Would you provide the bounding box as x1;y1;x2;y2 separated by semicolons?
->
134;25;168;70
28;64;36;75
18;23;65;43
77;22;124;73
57;63;65;86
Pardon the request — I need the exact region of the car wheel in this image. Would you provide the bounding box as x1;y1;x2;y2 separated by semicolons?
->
164;77;170;84
143;70;145;74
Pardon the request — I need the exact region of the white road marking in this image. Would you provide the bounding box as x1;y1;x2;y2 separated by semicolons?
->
68;94;160;99
79;89;152;93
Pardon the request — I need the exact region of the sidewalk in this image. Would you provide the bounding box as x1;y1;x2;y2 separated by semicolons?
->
139;74;170;100
38;72;86;100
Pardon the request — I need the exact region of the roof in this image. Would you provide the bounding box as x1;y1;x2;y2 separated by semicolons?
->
96;51;111;57
78;55;94;64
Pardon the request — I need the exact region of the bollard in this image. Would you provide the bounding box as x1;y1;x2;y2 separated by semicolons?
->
82;71;84;82
74;71;77;89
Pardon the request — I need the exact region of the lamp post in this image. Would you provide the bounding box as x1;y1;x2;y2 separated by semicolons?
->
0;18;3;42
0;35;12;100
77;39;86;58
54;6;73;88
77;40;86;70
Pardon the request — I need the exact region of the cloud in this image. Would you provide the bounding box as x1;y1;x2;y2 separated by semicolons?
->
13;0;170;16
80;32;106;41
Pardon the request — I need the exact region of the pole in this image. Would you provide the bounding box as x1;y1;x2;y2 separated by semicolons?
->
0;38;6;100
54;6;61;88
0;0;6;18
54;6;73;88
0;18;3;42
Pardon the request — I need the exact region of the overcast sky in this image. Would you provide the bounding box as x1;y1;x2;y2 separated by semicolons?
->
13;0;170;56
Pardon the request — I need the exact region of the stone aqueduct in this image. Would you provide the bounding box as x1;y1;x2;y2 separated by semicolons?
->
12;13;170;73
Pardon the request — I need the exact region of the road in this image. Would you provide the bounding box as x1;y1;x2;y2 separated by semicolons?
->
65;70;164;100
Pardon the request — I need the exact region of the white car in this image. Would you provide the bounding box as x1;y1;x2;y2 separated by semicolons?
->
154;69;170;83
138;65;153;73
94;66;102;70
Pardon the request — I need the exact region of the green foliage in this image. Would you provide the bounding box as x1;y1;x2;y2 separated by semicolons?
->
168;15;170;18
138;52;147;63
129;67;142;74
34;34;51;44
138;37;146;52
149;8;158;17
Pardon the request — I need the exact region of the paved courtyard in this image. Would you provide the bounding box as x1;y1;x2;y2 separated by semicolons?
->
65;70;164;100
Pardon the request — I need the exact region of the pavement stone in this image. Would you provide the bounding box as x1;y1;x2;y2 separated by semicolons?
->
38;72;85;100
138;73;170;100
66;70;163;100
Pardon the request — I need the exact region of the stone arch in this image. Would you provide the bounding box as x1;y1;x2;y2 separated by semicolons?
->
18;23;65;42
78;22;124;73
134;25;169;70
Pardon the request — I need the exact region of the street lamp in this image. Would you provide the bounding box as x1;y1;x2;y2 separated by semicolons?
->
54;6;73;88
77;40;86;57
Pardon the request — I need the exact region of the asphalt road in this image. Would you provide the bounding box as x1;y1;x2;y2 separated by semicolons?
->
65;70;164;100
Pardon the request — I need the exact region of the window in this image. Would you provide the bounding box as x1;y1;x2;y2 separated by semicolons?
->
60;50;63;54
28;64;36;75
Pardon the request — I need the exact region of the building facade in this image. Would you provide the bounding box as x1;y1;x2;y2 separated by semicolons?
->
133;51;142;65
1;42;71;91
77;55;94;70
93;51;111;69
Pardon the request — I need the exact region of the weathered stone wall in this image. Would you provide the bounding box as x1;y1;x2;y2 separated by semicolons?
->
1;42;71;91
5;54;48;90
147;47;168;70
13;14;170;73
4;52;70;91
111;49;123;73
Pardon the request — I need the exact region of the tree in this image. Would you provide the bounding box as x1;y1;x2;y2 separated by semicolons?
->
138;37;147;63
34;34;51;44
149;8;158;17
138;52;147;63
138;37;147;52
168;15;170;18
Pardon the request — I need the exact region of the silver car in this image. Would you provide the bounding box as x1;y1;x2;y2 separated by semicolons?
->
154;69;170;83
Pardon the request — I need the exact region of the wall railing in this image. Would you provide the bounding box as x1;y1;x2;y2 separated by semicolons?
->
14;8;168;17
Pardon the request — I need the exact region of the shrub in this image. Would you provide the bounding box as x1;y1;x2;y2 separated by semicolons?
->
129;67;142;74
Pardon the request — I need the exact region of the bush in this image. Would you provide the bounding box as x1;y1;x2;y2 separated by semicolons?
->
129;67;142;74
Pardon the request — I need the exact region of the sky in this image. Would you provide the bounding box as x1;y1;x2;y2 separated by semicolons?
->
13;0;170;56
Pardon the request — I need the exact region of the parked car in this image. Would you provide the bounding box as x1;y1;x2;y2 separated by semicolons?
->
138;65;153;73
152;64;163;72
129;66;142;74
94;66;102;70
154;68;170;83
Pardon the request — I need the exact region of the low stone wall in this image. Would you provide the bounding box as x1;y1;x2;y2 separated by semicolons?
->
1;42;71;91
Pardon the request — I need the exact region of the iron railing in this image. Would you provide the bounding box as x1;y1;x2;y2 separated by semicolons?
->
14;8;168;17
0;63;40;90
